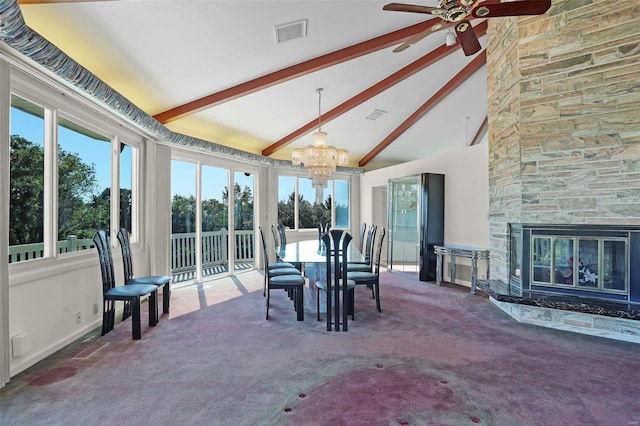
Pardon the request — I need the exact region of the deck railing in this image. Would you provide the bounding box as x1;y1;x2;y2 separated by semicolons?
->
171;229;254;272
8;235;95;263
9;230;255;272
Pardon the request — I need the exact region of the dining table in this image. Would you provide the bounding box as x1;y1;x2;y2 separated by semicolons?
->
275;238;365;314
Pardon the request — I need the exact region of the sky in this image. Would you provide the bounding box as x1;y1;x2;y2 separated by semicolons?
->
12;103;346;205
11;105;131;191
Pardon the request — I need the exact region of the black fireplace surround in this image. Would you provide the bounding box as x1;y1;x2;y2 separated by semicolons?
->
485;224;640;320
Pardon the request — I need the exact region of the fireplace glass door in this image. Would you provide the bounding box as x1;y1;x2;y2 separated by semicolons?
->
531;235;627;294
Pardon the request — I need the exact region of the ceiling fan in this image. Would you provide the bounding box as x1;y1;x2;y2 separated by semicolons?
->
383;0;551;56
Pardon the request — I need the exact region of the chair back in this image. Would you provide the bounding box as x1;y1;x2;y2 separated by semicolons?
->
322;230;352;329
116;228;135;282
277;223;287;245
93;230;117;293
363;224;378;264
358;223;367;251
271;224;280;248
317;223;331;242
373;228;386;274
258;227;269;268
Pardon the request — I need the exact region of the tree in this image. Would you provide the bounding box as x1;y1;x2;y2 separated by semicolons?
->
9;135;99;245
9;135;44;245
171;194;196;234
57;145;99;240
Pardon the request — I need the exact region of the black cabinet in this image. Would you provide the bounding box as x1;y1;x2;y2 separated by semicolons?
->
419;173;445;282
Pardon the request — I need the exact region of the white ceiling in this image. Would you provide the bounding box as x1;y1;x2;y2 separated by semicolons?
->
18;0;488;171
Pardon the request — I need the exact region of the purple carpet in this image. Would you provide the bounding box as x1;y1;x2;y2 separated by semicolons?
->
2;270;639;425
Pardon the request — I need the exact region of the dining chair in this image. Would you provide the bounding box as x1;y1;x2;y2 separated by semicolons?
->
347;224;377;273
259;227;305;321
317;223;331;239
262;226;299;296
316;229;355;331
93;230;158;340
271;224;295;267
277;223;302;271
358;223;367;251
117;228;171;319
347;227;386;313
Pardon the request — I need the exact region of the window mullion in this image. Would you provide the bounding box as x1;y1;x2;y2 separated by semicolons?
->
44;108;57;259
111;135;120;242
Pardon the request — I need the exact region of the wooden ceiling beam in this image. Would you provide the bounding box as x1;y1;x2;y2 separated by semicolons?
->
262;21;488;157
153;18;447;124
470;115;488;146
358;49;486;167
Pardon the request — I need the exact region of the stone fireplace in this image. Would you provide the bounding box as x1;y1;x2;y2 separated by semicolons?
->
486;0;640;326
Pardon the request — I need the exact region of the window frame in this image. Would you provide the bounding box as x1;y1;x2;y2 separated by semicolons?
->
8;67;145;281
276;173;351;232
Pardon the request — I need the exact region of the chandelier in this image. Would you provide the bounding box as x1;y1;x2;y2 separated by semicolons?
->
292;88;348;203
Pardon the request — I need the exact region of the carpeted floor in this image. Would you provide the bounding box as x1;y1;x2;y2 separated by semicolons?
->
2;270;639;425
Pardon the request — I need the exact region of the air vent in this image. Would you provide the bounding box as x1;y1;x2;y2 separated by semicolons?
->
365;109;387;121
275;19;307;44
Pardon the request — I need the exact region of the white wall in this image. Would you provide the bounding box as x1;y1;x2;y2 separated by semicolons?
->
360;143;489;284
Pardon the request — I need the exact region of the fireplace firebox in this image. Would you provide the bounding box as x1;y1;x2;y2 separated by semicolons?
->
509;224;640;304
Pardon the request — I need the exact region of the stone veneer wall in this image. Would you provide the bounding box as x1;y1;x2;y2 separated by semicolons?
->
487;0;640;284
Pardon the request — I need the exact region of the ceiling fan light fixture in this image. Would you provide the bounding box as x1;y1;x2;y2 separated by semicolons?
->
474;6;490;17
445;29;456;46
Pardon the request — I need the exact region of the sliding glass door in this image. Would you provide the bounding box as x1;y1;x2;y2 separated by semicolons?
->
201;165;230;279
171;160;255;285
388;176;421;275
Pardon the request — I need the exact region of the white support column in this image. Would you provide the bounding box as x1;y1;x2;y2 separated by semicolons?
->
145;141;171;277
0;58;11;387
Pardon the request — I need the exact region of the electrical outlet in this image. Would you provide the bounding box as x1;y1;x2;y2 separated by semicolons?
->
75;312;81;324
93;303;99;315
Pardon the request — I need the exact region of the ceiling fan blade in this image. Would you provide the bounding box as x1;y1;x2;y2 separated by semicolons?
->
455;20;481;56
472;0;551;18
383;3;447;16
392;21;455;53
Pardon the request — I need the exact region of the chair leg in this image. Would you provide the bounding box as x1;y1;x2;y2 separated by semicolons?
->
374;282;381;313
342;289;349;332
317;287;321;321
349;289;355;320
296;287;304;321
266;288;270;320
122;300;132;321
149;290;158;326
102;300;112;336
263;272;267;297
163;283;170;314
131;297;142;340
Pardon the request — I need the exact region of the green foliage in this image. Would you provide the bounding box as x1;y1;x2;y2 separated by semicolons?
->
9;135;133;246
57;144;100;240
277;190;331;229
9;135;44;245
172;183;254;234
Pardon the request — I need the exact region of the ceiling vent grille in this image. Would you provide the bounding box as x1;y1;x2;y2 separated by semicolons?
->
365;109;387;121
275;19;307;44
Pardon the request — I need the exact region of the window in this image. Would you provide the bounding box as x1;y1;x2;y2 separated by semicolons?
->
277;175;349;230
8;73;140;264
120;143;133;234
9;95;45;263
57;117;112;254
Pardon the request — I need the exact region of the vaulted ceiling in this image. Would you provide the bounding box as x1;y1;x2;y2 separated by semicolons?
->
16;0;489;171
